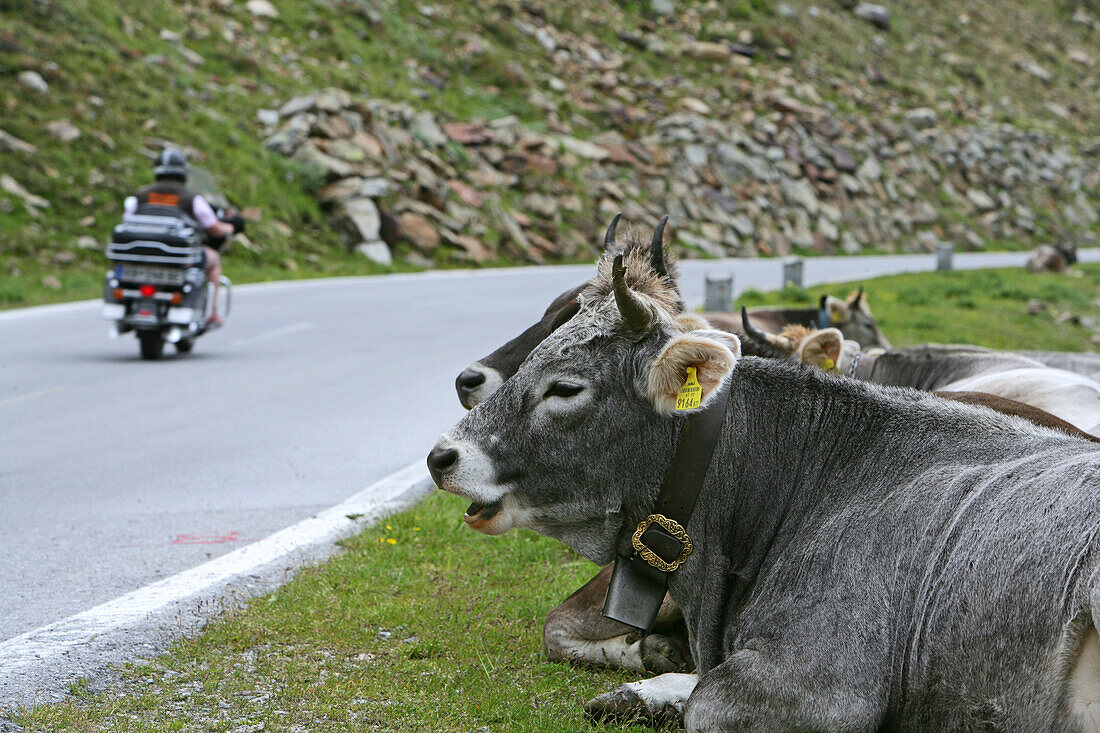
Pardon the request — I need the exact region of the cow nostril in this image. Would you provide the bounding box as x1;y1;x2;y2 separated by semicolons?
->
456;368;487;393
427;446;459;484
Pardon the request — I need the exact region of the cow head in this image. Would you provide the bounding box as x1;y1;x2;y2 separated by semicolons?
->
454;215;682;410
741;308;861;374
429;218;738;564
821;288;890;349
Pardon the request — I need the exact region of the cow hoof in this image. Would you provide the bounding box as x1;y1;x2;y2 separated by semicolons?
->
641;633;692;674
583;685;682;728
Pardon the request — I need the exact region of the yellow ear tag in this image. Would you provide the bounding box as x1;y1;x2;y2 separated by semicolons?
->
830;310;844;323
820;357;836;371
675;366;703;411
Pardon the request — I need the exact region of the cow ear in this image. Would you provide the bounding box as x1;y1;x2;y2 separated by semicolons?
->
797;328;843;371
825;296;849;324
673;312;711;332
646;331;739;413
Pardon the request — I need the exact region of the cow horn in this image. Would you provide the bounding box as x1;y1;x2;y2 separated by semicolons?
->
650;215;669;277
741;307;790;352
603;212;622;252
613;254;651;331
741;307;777;345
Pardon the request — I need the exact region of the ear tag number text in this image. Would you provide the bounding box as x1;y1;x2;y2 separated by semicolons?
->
676;366;702;411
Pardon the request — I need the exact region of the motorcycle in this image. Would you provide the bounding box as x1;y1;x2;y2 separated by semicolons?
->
101;210;233;360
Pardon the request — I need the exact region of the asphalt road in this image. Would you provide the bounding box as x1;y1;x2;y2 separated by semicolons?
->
2;248;1096;644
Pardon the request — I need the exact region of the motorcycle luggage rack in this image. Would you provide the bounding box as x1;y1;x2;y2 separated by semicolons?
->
108;214;204;266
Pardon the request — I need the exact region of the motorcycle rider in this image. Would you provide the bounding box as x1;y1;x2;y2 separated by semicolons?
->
122;148;243;325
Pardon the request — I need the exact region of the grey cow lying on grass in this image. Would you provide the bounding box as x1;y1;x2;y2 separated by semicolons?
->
454;222;1100;679
430;228;1100;730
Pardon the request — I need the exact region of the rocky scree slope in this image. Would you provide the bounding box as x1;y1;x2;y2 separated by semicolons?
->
1;0;1098;301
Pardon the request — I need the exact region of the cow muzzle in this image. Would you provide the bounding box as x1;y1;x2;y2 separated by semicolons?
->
426;436;513;534
455;362;503;410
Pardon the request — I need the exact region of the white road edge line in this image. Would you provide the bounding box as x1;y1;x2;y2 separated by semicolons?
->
0;461;433;709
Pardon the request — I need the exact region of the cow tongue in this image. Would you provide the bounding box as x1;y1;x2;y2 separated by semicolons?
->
464;501;502;523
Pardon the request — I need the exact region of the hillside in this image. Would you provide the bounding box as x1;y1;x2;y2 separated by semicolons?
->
1;0;1098;306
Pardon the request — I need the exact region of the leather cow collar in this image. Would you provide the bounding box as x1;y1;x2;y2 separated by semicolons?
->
602;376;733;631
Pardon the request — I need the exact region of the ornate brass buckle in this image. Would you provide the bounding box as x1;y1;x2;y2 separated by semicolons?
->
631;514;693;572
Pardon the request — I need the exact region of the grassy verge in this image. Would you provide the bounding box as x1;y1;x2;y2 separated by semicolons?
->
12;265;1099;732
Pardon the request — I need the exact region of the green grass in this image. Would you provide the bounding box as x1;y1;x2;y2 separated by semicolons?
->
12;265;1099;731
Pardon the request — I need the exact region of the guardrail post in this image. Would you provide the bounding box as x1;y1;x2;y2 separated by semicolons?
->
782;257;804;289
936;243;954;272
704;272;733;312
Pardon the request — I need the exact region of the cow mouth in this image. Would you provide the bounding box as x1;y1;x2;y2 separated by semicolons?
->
464;500;503;527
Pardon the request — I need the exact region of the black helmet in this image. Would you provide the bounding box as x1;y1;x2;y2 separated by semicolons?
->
153;148;189;182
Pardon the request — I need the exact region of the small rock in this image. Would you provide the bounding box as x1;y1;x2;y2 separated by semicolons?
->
257;109;280;126
314;88;351;112
1067;49;1093;66
278;94;317;118
292;141;353;179
52;251;77;265
318;177;364;206
832;147;856;173
965;189;996;212
1016;59;1053;83
411;111;447;146
332;197;381;245
245;0;278;18
683;41;732;62
853;3;890;29
46;119;81;143
75;235;100;249
780;179;819;215
359;178;390;198
42;275;62;289
78;214;96;227
903;107;937;129
0;174;49;210
397;212;441;253
1027;299;1048;315
0;128;37;154
442;122;493;145
650;0;675;16
856;156;882;182
559;136;609;160
444;232;494;262
177;45;204;66
356;241;392;266
17;70;48;93
446;179;483;208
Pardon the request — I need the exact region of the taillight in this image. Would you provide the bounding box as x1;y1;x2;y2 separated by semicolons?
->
171;292;183;304
112;288;123;300
139;284;156;297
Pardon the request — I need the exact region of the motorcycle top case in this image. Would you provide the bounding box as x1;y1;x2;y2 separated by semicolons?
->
108;211;204;266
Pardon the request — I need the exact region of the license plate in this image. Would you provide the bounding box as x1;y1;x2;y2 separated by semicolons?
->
131;300;160;321
119;265;184;286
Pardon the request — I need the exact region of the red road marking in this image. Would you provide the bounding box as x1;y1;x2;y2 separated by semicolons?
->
169;532;242;545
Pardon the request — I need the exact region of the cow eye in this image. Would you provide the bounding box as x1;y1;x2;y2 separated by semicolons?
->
544;381;584;399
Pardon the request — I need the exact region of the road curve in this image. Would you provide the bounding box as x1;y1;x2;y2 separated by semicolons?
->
1;248;1096;644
